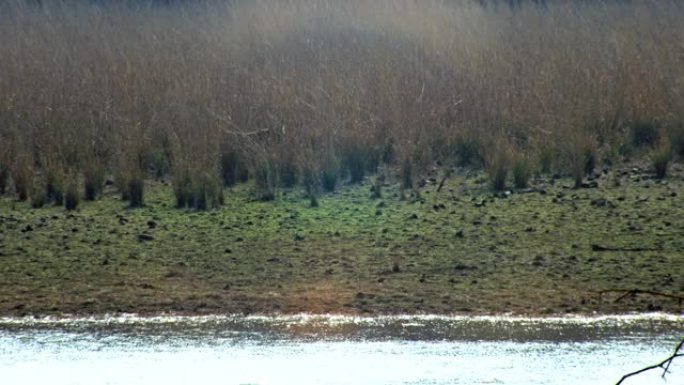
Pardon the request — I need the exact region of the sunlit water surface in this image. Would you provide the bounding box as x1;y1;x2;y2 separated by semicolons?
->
1;314;682;385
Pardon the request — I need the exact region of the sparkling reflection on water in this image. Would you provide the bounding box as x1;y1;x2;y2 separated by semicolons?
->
0;314;682;385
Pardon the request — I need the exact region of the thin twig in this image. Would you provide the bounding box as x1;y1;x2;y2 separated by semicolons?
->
616;339;684;385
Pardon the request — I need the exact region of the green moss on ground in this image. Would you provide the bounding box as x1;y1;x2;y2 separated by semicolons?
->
1;164;683;316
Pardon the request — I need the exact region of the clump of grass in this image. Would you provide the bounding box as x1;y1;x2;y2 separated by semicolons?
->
220;151;236;187
568;134;597;188
668;124;684;160
485;142;510;192
254;162;276;201
172;170;192;208
302;165;319;207
64;179;79;211
631;120;660;148
537;146;555;175
342;142;367;184
150;149;170;180
400;157;413;191
46;169;65;205
193;180;209;210
220;149;245;187
115;171;131;201
83;164;105;201
192;173;224;210
0;163;9;195
512;153;532;189
278;156;298;188
171;152;224;209
278;167;298;189
381;139;395;165
618;134;635;162
601;145;621;168
127;174;145;208
12;160;32;202
238;164;249;183
30;184;46;209
489;162;508;191
651;140;672;179
571;164;584;189
583;141;598;176
453;136;482;168
370;175;383;199
321;155;340;193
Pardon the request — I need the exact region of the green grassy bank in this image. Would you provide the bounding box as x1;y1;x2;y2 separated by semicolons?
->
1;163;683;316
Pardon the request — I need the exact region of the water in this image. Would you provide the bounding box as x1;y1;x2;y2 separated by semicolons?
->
1;314;682;385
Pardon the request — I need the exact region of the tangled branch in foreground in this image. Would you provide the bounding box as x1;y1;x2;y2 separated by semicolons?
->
616;339;684;385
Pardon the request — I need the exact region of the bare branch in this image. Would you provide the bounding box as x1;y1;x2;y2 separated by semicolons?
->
616;339;684;385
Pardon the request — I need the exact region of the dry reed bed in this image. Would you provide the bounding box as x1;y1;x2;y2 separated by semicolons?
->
1;0;683;208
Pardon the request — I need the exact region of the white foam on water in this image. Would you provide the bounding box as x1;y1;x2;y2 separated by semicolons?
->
0;311;681;327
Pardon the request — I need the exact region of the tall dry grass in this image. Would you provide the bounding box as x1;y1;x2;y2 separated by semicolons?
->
1;0;683;206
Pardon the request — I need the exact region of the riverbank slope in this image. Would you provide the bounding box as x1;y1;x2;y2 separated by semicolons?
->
1;164;683;316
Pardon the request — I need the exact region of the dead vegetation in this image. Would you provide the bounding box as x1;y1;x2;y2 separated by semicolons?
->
1;0;684;207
